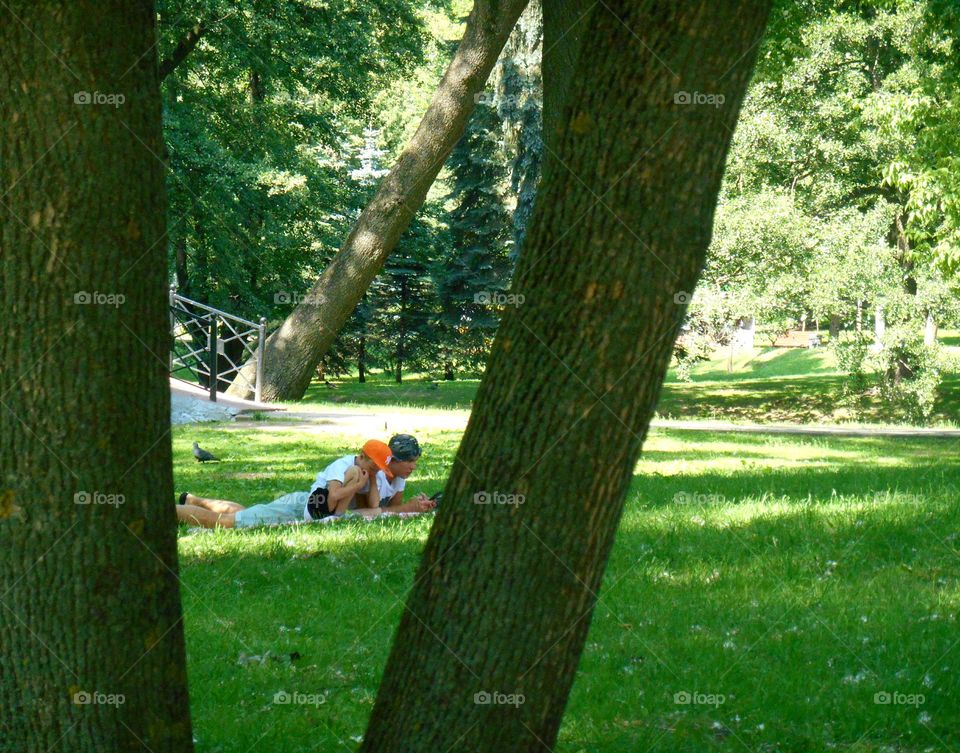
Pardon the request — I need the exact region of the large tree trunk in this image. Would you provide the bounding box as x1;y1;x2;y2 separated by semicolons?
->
227;0;531;401
360;1;770;750
0;4;193;752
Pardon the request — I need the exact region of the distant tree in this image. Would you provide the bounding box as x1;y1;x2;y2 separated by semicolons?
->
227;0;533;401
436;102;514;378
494;0;544;258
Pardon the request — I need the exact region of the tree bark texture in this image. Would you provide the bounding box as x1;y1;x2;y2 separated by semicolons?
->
0;3;193;752
360;1;770;750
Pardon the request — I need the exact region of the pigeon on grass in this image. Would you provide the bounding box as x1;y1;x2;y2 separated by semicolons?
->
192;442;219;463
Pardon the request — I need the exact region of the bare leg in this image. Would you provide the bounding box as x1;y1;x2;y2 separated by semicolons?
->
177;504;236;529
182;493;244;514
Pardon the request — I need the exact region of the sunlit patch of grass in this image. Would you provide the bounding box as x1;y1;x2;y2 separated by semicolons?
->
174;423;960;752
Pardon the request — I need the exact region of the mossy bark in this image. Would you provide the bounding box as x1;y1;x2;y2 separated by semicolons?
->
0;3;193;751
361;1;770;751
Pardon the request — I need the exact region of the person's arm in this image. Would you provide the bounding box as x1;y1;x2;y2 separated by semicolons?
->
327;471;369;513
352;473;381;509
381;491;435;514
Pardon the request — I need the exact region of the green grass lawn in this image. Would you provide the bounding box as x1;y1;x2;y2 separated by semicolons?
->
174;423;960;752
297;335;960;426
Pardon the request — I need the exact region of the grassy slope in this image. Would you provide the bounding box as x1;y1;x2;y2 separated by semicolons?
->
296;332;960;426
175;423;960;752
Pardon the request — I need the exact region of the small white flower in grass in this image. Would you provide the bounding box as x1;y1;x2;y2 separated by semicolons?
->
923;674;933;688
918;711;931;724
860;615;868;623
723;639;736;650
756;723;765;731
841;670;869;684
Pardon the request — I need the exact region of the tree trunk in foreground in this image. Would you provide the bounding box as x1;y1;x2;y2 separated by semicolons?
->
361;1;770;751
0;4;192;752
228;0;531;401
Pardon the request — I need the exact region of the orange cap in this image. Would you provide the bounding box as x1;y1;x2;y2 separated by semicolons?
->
363;440;393;478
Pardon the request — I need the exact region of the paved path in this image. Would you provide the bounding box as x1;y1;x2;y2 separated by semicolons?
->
214;403;960;439
170;379;282;425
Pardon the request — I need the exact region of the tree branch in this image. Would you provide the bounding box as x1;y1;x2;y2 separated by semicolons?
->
159;22;205;81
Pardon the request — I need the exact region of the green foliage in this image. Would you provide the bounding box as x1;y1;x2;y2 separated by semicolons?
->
675;290;743;381
833;330;874;404
158;0;433;319
834;321;953;424
493;0;543;257
690;0;960;371
873;327;948;423
434;102;514;376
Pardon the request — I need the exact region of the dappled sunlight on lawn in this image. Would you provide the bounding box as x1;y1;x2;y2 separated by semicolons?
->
173;421;960;751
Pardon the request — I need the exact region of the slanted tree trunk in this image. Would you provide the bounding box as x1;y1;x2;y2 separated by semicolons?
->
227;0;532;401
360;1;770;751
0;3;192;753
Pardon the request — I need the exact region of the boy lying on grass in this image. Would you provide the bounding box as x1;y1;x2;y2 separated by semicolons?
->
176;434;435;529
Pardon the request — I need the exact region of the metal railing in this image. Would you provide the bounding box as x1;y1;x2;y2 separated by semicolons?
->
169;285;266;403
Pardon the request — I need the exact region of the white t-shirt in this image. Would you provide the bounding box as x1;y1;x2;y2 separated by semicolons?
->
304;454;366;520
375;470;406;507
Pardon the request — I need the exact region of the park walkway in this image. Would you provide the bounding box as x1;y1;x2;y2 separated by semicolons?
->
211;402;960;439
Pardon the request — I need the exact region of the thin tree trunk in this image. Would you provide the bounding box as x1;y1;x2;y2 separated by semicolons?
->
0;3;193;752
227;0;532;401
175;235;188;290
358;335;367;383
360;1;770;751
396;278;408;384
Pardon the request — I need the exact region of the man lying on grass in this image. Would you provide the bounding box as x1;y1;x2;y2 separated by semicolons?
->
357;434;436;517
176;434;436;529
